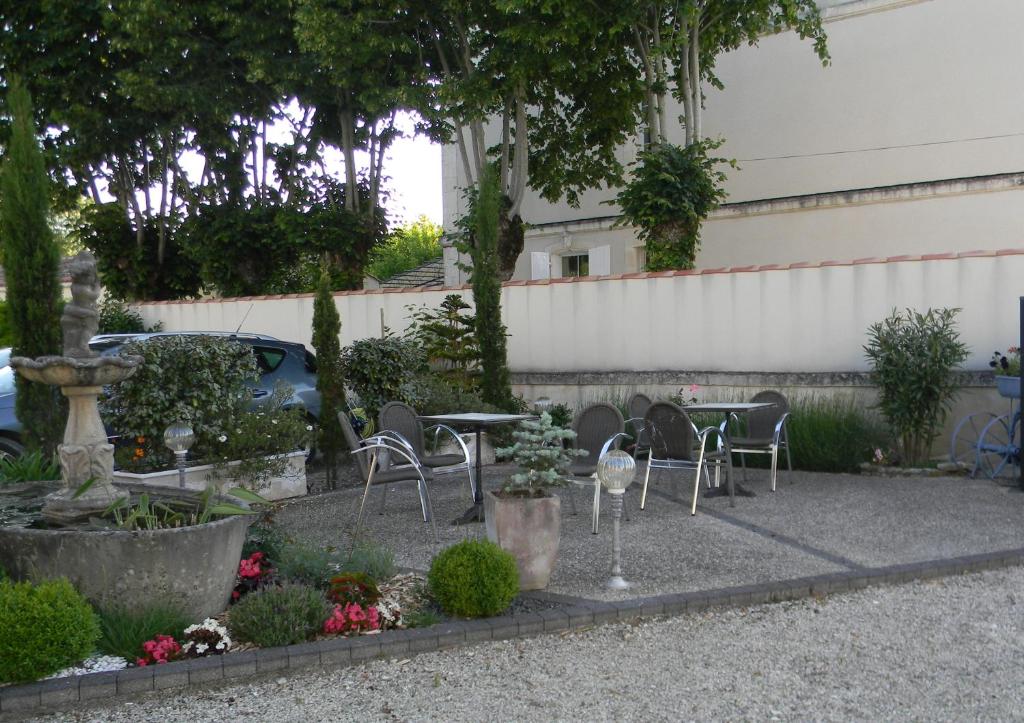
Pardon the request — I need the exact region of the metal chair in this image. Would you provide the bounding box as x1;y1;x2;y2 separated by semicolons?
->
378;401;475;502
723;390;792;491
640;401;732;516
567;402;630;534
339;411;437;542
625;392;652;460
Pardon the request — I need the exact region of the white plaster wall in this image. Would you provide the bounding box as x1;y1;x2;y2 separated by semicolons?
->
137;251;1024;374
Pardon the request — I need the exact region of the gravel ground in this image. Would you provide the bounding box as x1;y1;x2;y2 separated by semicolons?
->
29;566;1024;722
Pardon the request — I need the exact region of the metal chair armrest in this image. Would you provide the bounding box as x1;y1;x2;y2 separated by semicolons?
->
423;423;472;463
773;412;791;445
698;425;730;455
598;432;631;458
373;429;418;458
351;439;423;472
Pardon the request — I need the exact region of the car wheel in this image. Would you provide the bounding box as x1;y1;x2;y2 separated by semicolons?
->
0;436;25;461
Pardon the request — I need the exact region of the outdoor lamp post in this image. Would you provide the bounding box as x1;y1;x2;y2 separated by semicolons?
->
597;449;636;591
163;422;195;489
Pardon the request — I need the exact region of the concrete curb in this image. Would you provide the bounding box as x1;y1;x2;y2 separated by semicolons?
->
5;546;1024;715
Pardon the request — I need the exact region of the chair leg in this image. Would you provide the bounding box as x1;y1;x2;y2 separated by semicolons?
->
770;446;779;492
416;475;438;543
785;439;793;476
640;460;653;510
592;482;601;534
691;457;705;516
465;465;476;504
353;455;378;540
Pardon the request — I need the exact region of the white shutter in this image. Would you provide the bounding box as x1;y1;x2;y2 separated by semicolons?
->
589;245;611;276
530;252;551;280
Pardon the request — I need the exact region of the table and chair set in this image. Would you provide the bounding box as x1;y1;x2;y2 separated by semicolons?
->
339;390;793;541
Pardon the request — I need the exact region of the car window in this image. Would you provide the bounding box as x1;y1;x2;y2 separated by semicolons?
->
304;350;317;374
0;366;14;395
252;346;286;374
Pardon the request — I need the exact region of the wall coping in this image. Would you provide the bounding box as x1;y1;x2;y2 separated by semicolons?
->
134;246;1024;306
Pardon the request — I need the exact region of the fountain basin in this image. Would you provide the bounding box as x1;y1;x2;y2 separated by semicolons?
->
11;354;141;387
0;485;251;620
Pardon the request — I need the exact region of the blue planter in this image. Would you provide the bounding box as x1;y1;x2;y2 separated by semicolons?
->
996;375;1021;399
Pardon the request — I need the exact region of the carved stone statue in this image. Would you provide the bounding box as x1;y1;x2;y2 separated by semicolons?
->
61;250;101;358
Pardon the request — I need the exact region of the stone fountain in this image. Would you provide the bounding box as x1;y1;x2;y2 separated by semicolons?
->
11;251;141;524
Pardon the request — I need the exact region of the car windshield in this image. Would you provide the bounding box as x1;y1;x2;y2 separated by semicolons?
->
0;366;13;395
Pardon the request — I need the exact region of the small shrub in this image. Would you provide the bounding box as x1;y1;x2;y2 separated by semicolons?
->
428;539;518;618
341;336;427;420
404;373;486;417
328;572;381;607
228;583;328;648
497;412;584;494
97;604;191;662
402;607;442;629
97;296;162;334
241;519;290;564
0;578;100;683
864;308;969;465
274;543;340;588
338;540;396;582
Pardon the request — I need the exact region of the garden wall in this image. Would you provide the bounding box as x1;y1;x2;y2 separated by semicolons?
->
136;248;1024;450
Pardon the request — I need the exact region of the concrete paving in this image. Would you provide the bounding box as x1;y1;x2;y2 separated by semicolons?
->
275;462;1024;604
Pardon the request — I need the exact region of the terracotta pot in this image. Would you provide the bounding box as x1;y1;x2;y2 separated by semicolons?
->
484;491;560;590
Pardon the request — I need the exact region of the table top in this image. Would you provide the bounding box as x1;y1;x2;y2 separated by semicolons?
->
417;413;537;426
682;402;776;413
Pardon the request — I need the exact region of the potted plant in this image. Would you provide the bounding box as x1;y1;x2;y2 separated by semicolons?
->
990;348;1021;399
487;413;583;590
104;336;312;500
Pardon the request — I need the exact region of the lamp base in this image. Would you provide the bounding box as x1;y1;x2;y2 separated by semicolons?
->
605;575;631;591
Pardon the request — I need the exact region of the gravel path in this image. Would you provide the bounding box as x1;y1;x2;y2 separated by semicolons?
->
30;566;1024;722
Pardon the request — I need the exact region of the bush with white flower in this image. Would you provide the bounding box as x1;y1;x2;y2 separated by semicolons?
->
181;618;232;658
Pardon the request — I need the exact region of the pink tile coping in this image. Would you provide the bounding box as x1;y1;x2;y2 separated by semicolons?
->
134;246;1024;305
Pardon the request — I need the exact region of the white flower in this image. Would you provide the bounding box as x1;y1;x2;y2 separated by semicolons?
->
271;419;278;425
195;642;209;654
306;425;313;432
218;434;227;443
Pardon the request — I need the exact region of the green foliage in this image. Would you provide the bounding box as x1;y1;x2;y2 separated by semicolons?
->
402;374;487;417
615;141;729;271
864;308;969;466
497;412;584;493
274;542;341;589
77;203;202;301
366;216;443;281
0;78;65;456
327;572;381;607
470;167;513;409
401;607;442;629
96;604;191;662
242;518;291;564
0;578;100;683
428;539;518;618
0;450;60;484
97;297;162;334
405;294;480;388
312;267;345;489
101;335;258;470
338;539;397;582
0;299;12;347
98;487;258;531
228;583;328;648
341;336;428;419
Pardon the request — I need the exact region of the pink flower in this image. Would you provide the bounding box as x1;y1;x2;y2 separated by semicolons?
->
689;384;700;393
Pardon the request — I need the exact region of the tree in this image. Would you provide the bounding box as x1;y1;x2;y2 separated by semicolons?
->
365;216;443;282
0;79;65;455
311;266;346;490
470;167;511;408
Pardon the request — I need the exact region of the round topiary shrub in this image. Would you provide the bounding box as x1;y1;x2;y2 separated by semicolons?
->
228;583;328;648
0;578;100;683
428;539;519;618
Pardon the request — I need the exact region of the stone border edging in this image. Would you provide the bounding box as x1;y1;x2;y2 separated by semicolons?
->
4;546;1024;715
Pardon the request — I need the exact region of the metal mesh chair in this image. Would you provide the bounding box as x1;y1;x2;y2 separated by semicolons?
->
567;402;630;534
378;401;475;501
339;411;437;542
640;401;731;516
725;390;792;491
625;392;652;460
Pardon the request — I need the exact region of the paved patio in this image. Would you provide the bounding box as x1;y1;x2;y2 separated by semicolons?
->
276;463;1024;604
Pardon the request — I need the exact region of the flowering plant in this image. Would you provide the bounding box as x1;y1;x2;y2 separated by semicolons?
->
990;347;1021;378
323;602;381;636
181;618;232;657
232;551;274;602
327;573;381;608
669;383;701;406
136;634;181;666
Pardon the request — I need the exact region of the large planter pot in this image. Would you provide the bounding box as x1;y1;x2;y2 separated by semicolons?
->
996;375;1021;399
0;488;250;620
112;451;306;501
484;491;560;591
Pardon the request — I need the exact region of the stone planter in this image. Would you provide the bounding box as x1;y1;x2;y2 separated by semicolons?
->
996;375;1021;399
0;486;250;620
484;491;560;591
112;451;306;501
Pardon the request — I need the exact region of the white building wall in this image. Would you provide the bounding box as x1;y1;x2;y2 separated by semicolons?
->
443;0;1024;278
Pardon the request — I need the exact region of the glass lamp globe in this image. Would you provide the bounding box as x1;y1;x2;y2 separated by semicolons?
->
163;422;195;454
597;449;636;493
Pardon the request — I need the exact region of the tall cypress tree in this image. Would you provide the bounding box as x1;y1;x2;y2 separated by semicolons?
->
471;167;512;409
311;265;345;489
0;79;64;454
